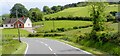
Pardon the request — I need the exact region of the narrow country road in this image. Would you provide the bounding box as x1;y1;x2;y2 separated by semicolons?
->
21;38;93;56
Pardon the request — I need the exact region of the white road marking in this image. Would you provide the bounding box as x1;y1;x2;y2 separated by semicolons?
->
40;42;43;44
53;53;56;54
23;42;29;56
45;44;48;46
48;46;53;51
39;40;57;56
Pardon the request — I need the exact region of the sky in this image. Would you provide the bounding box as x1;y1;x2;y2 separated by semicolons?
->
0;0;86;15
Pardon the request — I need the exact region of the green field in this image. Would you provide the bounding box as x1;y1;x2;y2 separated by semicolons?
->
34;20;92;32
2;28;30;37
45;5;118;18
62;22;118;35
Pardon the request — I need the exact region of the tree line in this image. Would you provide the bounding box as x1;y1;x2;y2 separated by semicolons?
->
43;2;120;15
43;2;87;14
2;2;119;22
2;3;43;22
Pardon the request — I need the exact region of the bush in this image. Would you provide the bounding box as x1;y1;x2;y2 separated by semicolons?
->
73;26;78;29
45;16;92;21
67;28;73;30
50;30;57;32
57;28;66;32
43;33;64;37
28;33;43;37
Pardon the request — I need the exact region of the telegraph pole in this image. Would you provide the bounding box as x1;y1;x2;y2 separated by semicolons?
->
16;10;21;42
53;18;55;31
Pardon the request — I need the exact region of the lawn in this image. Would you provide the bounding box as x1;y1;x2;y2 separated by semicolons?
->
2;28;30;38
44;5;118;18
34;20;92;32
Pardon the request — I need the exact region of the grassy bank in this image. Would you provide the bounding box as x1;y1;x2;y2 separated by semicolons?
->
45;5;118;18
2;39;26;54
40;22;119;55
2;28;29;56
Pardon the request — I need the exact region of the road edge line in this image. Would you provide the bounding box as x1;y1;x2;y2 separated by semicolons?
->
23;42;29;55
55;40;92;54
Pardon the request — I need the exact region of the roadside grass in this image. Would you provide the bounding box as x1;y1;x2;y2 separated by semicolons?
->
12;42;26;54
2;28;29;56
34;20;92;32
44;5;118;18
2;39;21;54
2;39;26;56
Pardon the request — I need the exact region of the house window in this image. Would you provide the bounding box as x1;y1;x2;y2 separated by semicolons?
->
19;24;22;27
5;25;7;27
11;25;13;26
28;24;30;26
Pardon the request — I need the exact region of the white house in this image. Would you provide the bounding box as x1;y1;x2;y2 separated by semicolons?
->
3;17;32;28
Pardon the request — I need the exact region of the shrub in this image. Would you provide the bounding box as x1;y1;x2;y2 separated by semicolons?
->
28;33;43;37
67;28;73;30
73;26;78;29
50;30;57;32
45;16;92;21
57;28;66;32
43;33;64;37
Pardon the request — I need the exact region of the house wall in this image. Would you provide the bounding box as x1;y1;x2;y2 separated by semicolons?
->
3;24;14;28
24;18;32;28
14;20;24;28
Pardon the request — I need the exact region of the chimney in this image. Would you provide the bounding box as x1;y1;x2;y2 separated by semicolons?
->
21;16;25;20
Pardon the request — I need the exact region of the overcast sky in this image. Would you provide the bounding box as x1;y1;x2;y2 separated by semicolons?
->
0;0;86;15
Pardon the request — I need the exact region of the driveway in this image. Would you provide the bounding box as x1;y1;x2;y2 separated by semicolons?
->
22;28;36;33
21;38;93;56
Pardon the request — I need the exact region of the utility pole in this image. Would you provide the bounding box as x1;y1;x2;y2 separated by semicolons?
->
53;19;55;31
16;10;21;42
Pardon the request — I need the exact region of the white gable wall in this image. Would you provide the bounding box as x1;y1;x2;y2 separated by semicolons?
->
24;18;32;28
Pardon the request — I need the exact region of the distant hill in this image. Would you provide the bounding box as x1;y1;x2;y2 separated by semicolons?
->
44;5;118;18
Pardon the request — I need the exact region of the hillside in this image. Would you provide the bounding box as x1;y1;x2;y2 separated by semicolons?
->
44;5;118;18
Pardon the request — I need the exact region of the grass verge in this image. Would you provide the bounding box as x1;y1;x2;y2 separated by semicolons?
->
2;42;27;56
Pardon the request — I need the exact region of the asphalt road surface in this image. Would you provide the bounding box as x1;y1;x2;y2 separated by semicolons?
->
21;38;93;56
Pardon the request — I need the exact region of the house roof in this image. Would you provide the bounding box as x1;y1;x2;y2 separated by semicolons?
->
3;17;28;24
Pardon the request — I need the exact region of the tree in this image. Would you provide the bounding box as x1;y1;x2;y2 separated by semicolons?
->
2;14;10;18
10;3;28;18
28;8;43;22
43;6;53;14
89;2;108;31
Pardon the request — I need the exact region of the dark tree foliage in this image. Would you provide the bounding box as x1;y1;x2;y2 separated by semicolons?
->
43;6;53;14
44;2;88;15
28;8;43;22
10;3;28;18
